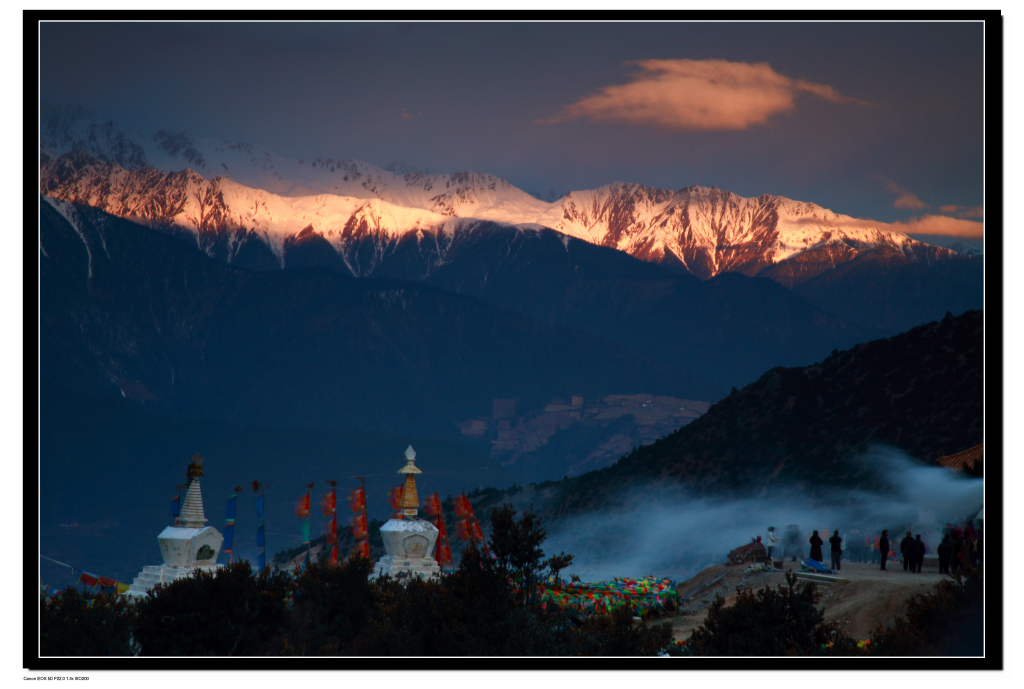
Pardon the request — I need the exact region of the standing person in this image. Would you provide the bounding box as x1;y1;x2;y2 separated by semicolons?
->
949;530;963;576
879;530;890;571
829;530;843;571
765;526;780;563
937;534;952;574
809;530;824;563
912;534;926;573
900;531;914;572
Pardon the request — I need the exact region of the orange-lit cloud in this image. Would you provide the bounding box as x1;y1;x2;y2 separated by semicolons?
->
889;214;984;238
939;204;984;219
881;179;982;226
792;211;982;238
884;180;928;210
544;59;867;130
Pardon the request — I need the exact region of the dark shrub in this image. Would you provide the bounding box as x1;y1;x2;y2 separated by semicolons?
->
687;572;845;656
40;588;137;656
133;561;290;656
282;556;374;655
869;574;983;656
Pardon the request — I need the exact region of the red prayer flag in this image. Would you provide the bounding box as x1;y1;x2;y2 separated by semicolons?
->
79;572;99;586
388;485;405;518
352;512;368;540
98;576;116;587
322;490;337;516
437;540;453;567
349;487;367;512
296;486;313;518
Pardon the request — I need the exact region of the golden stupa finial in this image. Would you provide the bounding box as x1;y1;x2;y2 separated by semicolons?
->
187;453;205;480
398;445;421;517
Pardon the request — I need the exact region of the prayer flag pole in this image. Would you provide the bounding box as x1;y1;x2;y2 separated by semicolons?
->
323;480;339;565
253;480;266;572
224;485;241;564
350;477;370;560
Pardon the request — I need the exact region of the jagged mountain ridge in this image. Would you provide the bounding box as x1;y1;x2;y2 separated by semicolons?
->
42;196;879;402
40;108;956;285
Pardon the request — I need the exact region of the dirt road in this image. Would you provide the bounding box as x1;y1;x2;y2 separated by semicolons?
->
664;559;950;641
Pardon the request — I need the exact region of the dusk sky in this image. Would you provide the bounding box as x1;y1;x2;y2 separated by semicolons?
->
41;21;984;233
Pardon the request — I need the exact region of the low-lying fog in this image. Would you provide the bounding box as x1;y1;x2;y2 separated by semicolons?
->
544;446;983;581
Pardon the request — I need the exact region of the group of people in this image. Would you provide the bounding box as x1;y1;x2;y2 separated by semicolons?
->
898;531;927;572
807;530;845;571
765;522;982;575
875;529;926;572
936;524;982;576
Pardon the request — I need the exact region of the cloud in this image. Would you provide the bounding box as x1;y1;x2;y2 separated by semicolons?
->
889;214;984;239
880;179;982;228
884;180;928;210
790;210;983;239
939;204;984;219
544;59;866;131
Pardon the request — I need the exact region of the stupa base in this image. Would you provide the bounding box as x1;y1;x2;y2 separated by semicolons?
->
372;555;441;580
124;563;222;597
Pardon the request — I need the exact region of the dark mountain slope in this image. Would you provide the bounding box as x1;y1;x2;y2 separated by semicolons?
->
369;222;876;399
792;250;983;333
549;310;982;514
41;199;677;430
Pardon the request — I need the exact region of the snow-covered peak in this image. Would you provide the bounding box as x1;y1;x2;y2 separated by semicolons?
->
40;107;954;283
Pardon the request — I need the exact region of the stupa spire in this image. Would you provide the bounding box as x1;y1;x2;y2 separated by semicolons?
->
398;445;422;518
176;453;208;527
126;452;223;596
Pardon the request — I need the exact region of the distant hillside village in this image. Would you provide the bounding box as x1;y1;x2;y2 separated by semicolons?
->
457;394;710;477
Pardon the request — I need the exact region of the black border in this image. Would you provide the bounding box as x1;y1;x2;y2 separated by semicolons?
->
24;9;1004;671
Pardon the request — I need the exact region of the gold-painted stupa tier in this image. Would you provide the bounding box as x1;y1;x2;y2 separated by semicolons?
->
399;445;421;517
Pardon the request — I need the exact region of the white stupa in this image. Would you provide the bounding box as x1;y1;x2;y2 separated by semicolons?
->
372;445;441;580
125;454;224;597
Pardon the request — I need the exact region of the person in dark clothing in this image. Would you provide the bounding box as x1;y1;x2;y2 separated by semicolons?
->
900;531;914;572
879;530;890;570
809;530;824;562
949;532;963;576
829;530;843;571
912;534;926;573
937;534;952;574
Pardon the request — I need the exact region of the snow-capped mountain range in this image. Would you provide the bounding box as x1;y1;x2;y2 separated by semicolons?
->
40;106;955;284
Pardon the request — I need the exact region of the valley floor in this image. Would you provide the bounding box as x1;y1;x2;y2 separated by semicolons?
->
664;560;950;642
